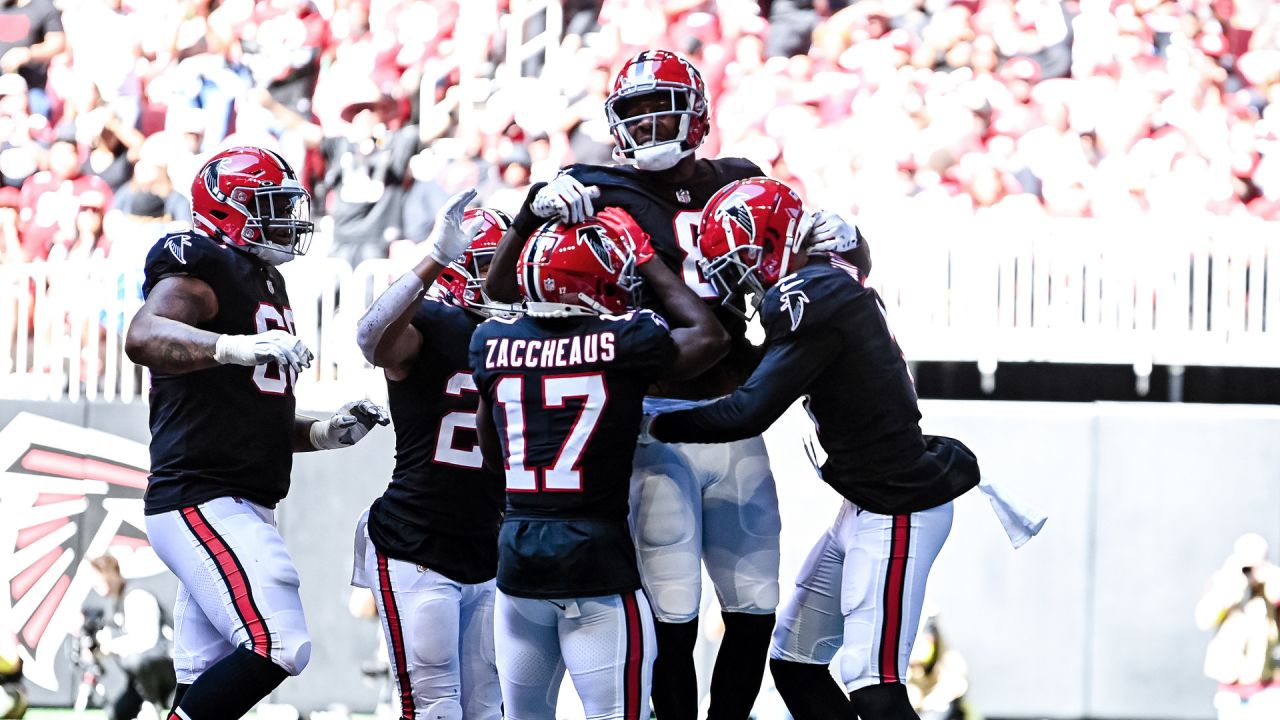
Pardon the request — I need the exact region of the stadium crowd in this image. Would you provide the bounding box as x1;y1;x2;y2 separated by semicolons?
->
1;0;1280;270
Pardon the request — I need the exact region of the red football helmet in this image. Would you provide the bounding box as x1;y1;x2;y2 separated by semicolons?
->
698;177;808;317
191;146;313;259
605;50;710;171
516;217;641;317
429;208;519;317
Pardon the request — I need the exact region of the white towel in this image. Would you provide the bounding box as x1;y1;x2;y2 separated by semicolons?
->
978;479;1047;549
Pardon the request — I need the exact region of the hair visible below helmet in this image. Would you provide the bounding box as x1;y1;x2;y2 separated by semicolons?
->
516;218;641;318
430;208;521;318
698;177;807;318
190;146;314;259
606;50;710;171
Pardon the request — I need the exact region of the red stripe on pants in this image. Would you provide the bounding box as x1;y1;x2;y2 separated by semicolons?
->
376;552;416;720
181;506;271;658
879;514;912;683
622;592;643;720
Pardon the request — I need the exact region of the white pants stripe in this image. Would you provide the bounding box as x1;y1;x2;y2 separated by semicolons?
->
769;500;952;691
145;497;311;682
496;589;656;720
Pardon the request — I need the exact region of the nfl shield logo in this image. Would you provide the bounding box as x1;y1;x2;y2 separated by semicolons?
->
676;189;691;203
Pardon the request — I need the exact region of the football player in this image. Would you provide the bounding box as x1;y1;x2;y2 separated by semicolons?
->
646;178;981;720
124;146;390;720
351;190;512;720
485;49;792;720
471;208;728;720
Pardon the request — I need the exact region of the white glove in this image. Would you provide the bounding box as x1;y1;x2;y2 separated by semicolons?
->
532;173;600;224
309;400;391;450
806;210;861;254
427;187;478;265
214;329;313;374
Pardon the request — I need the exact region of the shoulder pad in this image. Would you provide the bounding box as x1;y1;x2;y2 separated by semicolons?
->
710;157;766;182
143;232;227;295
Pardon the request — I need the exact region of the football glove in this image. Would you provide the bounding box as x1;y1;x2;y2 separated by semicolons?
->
806;210;862;254
426;187;478;265
310;400;391;450
532;172;600;225
214;329;312;374
596;207;655;265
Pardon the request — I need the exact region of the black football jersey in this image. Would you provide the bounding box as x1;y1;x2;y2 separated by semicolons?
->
141;232;297;515
564;159;762;398
367;298;504;584
470;310;676;598
655;255;978;515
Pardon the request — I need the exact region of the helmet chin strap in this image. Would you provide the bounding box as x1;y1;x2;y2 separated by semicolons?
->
249;244;295;266
632;143;689;172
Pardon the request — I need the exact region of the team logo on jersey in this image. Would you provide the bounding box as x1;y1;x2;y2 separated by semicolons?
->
676;188;691;203
166;235;192;265
0;413;163;691
778;276;809;332
577;225;617;273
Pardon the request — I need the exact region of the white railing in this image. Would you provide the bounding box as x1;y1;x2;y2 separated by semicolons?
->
2;216;1279;405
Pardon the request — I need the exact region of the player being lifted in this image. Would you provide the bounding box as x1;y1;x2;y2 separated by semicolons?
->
352;189;514;720
485;49;860;719
472;208;728;720
646;178;981;720
124;147;389;720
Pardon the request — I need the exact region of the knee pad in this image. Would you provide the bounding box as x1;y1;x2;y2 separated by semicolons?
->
275;638;312;676
417;697;463;720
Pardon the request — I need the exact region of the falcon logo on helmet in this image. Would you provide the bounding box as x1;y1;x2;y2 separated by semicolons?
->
517;219;640;318
577;225;617;274
715;197;756;241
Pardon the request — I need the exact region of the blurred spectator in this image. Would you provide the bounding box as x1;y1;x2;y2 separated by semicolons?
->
47;188;108;262
18;133;112;262
907;610;978;720
0;187;20;263
0;0;64;118
0;73;42;190
312;77;420;266
1197;533;1280;720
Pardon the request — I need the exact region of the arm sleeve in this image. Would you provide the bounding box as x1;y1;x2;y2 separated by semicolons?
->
109;590;161;656
654;328;841;443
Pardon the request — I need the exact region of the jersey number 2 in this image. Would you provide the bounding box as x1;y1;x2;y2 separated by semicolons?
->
433;372;483;469
494;373;606;492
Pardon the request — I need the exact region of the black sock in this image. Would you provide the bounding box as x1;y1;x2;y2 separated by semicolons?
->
651;617;699;720
849;682;919;720
707;612;775;720
769;659;852;720
167;647;288;720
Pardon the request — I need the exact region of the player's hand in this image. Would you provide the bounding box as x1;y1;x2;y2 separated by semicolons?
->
310;400;391;450
596;207;654;265
214;329;313;373
805;210;861;254
532;172;600;224
426;187;478;265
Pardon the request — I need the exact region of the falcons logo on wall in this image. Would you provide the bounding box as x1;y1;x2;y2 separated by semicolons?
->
0;412;163;691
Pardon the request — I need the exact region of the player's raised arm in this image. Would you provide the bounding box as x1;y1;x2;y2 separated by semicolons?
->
597;207;728;380
484;182;547;302
357;188;476;377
